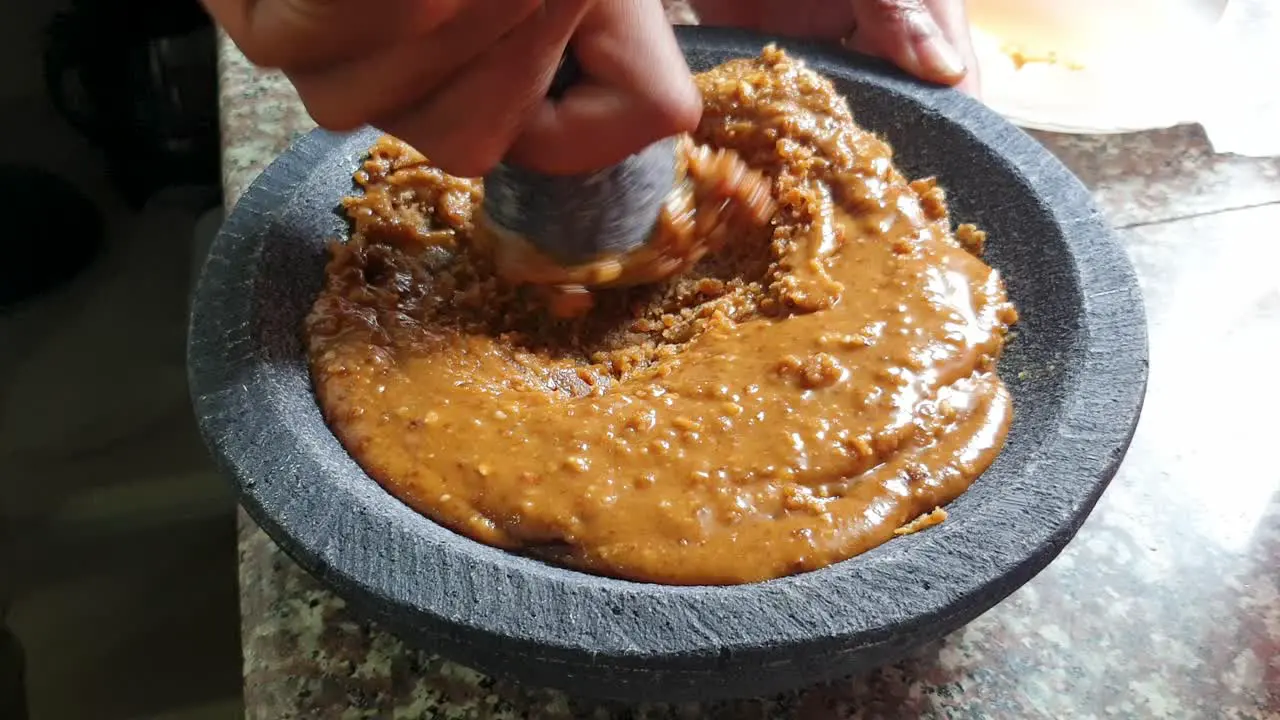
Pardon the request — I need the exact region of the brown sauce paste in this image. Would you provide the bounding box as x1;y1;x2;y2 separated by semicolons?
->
305;47;1019;585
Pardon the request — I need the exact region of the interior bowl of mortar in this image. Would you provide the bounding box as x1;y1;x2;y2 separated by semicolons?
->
188;26;1148;702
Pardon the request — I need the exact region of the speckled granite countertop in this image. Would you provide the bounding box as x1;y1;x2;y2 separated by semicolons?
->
218;7;1280;718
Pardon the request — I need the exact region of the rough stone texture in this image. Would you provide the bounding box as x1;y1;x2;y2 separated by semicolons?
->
213;10;1280;720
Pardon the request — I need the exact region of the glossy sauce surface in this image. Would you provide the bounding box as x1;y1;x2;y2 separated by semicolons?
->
305;48;1018;585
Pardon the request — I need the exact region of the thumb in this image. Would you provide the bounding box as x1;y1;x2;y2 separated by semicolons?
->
504;0;701;175
847;0;968;87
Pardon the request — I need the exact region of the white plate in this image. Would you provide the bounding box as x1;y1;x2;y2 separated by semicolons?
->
969;0;1229;135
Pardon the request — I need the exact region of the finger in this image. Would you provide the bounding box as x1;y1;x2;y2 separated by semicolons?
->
924;0;981;96
201;0;463;71
287;0;543;131
377;0;595;178
505;0;701;175
847;0;968;86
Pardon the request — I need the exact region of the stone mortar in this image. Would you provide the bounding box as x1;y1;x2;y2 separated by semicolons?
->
188;27;1149;703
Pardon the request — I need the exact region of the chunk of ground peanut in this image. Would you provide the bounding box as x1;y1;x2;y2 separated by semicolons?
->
894;507;948;536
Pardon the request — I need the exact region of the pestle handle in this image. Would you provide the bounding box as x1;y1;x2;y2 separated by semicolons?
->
480;47;679;267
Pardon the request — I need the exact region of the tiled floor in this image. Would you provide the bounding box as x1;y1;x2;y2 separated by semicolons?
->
0;96;242;719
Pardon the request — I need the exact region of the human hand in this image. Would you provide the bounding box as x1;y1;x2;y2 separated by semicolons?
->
203;0;701;177
690;0;980;95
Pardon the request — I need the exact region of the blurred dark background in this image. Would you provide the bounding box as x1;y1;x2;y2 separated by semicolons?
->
1;0;242;717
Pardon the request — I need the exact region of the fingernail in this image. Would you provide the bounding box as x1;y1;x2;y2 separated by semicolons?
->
907;13;967;83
